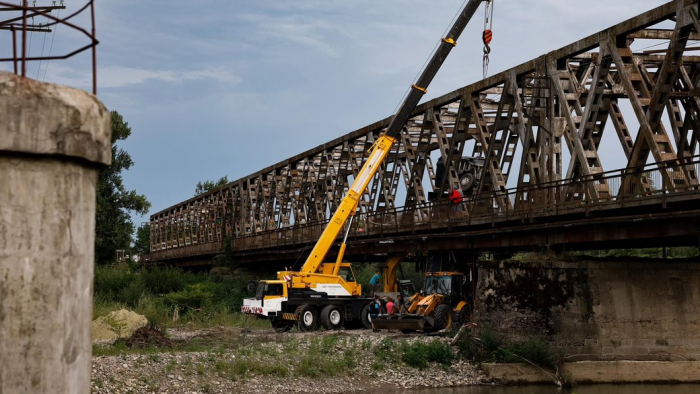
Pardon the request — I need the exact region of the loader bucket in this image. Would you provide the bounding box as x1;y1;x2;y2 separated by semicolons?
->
371;314;427;332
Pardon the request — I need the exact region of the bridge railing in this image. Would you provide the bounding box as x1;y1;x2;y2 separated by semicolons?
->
232;156;700;252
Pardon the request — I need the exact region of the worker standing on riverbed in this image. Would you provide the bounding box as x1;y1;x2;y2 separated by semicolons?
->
369;270;381;295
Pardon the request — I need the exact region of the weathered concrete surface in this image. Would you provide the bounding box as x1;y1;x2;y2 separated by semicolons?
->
0;71;110;393
474;259;700;361
483;361;700;384
0;71;111;165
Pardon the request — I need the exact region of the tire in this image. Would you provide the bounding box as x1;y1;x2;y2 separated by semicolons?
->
460;172;476;192
454;305;471;327
320;305;345;330
433;303;453;331
297;304;320;332
271;319;293;333
358;303;373;330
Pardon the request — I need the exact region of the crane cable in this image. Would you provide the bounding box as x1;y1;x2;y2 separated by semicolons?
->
42;1;62;82
482;0;494;79
36;2;52;79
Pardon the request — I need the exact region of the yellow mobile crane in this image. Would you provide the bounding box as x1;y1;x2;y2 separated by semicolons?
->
242;0;491;332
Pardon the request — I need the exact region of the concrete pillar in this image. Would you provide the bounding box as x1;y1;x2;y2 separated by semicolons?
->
0;71;111;393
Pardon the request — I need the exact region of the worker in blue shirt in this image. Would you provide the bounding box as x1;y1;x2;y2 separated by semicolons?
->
369;270;381;295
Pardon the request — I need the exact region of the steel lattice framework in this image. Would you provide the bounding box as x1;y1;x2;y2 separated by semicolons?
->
146;0;700;265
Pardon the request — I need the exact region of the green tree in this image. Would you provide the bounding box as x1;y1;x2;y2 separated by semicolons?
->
194;176;229;196
95;111;151;264
133;224;151;256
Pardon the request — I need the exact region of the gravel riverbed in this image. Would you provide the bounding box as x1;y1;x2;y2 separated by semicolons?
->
91;328;487;394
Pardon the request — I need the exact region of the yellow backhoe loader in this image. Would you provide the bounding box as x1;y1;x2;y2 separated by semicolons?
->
373;271;471;333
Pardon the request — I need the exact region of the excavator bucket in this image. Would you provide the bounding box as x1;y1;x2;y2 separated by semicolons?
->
371;313;433;332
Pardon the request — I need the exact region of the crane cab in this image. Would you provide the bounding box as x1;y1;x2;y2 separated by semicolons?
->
319;262;357;283
241;280;288;317
277;262;362;296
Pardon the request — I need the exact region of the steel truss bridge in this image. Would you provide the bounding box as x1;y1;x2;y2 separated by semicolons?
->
145;0;700;267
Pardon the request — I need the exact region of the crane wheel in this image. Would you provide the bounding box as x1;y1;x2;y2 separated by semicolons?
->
297;304;320;332
433;303;453;331
320;305;344;330
359;303;373;329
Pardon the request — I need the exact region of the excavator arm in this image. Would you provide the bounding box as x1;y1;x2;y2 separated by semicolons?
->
300;0;489;275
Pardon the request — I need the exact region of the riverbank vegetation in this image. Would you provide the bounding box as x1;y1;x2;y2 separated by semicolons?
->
93;263;257;328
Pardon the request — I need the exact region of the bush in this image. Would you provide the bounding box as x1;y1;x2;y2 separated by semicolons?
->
373;337;399;362
93;264;262;328
118;279;148;307
424;340;455;366
508;337;555;368
479;326;502;353
136;294;170;328
141;267;195;295
456;335;479;360
400;340;454;369
94;264;135;299
163;284;214;310
455;327;555;369
401;342;429;369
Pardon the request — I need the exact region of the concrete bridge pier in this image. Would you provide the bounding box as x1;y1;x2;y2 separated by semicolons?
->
0;72;111;393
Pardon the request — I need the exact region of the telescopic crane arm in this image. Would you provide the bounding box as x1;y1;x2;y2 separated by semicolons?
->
300;0;489;275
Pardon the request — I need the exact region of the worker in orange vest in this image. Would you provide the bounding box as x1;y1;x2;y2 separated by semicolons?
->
449;188;463;213
449;188;463;204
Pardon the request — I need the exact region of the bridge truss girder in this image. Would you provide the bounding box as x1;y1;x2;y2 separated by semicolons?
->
147;0;700;262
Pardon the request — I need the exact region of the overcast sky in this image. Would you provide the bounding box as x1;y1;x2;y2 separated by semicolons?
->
21;0;667;223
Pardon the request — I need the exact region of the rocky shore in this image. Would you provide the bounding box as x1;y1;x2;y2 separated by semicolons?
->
91;328;487;394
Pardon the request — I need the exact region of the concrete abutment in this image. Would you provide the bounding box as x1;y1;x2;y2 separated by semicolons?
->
0;71;110;393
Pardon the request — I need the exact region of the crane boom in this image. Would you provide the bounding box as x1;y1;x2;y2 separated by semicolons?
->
300;0;488;274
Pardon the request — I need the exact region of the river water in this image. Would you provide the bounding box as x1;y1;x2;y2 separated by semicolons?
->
383;384;700;394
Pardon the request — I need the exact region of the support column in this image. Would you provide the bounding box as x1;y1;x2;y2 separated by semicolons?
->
0;71;111;393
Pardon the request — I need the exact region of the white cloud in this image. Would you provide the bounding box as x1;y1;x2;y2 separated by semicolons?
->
46;65;241;89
